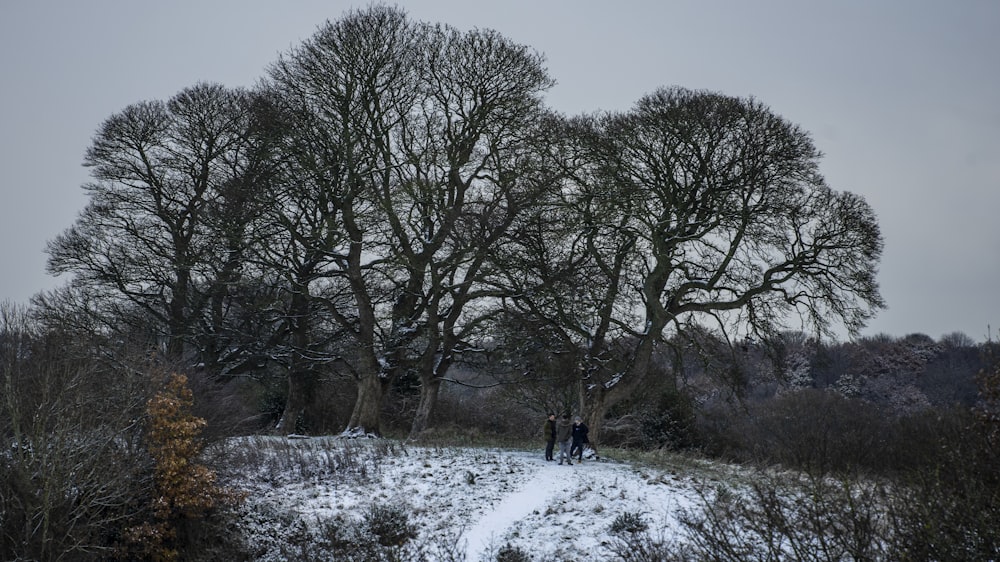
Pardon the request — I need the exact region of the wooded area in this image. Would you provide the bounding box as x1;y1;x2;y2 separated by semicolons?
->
41;6;882;441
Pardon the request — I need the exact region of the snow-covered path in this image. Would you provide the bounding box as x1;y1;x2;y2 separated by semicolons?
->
463;457;577;560
456;450;708;561
227;440;712;561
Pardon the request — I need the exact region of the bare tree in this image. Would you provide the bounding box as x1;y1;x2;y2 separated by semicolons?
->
194;91;288;377
500;88;884;441
46;83;280;365
264;6;554;436
391;24;555;438
262;6;426;435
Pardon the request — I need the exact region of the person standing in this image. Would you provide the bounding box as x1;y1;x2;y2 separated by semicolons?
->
542;412;556;461
556;413;573;465
571;416;590;462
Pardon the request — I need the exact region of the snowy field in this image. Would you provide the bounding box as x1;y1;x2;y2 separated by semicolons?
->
212;436;734;561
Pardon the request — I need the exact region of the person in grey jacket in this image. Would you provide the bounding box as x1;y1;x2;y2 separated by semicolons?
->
555;413;573;465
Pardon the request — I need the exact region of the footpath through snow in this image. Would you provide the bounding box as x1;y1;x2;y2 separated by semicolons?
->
442;450;706;560
227;439;712;561
462;456;575;560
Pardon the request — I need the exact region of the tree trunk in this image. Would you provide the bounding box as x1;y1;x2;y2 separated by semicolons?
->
340;337;389;435
166;266;192;362
275;290;312;435
408;375;442;440
585;391;609;447
275;368;312;434
165;311;187;362
345;369;386;437
582;330;660;447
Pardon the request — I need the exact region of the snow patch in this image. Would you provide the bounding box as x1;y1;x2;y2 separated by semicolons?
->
218;439;715;561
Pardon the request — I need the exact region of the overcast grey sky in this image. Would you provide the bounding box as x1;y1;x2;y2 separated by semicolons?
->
1;1;998;341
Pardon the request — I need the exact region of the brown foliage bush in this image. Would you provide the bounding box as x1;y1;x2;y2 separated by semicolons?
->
121;373;243;561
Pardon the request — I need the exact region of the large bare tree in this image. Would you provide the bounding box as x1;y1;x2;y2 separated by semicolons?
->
265;6;553;436
46;83;280;364
500;87;885;441
263;6;424;435
388;24;555;438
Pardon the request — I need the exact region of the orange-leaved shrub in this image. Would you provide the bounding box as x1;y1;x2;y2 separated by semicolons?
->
122;373;243;561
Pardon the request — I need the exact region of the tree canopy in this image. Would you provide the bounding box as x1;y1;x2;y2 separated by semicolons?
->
44;6;883;438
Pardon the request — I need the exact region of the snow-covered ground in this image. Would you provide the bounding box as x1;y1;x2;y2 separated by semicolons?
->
213;436;732;561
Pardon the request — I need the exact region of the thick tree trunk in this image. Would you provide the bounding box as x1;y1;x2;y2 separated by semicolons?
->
408;376;441;440
166;266;192;362
585;392;609;447
341;347;388;437
345;370;386;437
165;310;188;362
276;291;313;435
275;368;313;434
582;330;661;446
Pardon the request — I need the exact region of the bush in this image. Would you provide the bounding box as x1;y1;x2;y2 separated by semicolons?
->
496;542;532;562
673;439;1000;562
680;368;1000;561
362;503;418;547
230;499;463;561
412;383;538;445
603;389;699;451
184;370;272;439
0;304;152;561
885;451;1000;560
699;389;901;475
121;372;243;561
604;511;687;562
609;511;649;535
882;357;1000;560
679;473;890;562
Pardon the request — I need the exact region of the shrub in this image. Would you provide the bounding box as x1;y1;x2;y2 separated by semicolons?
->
882;356;1000;560
362;503;418;547
0;304;151;561
605;511;686;562
496;542;532;562
679;412;1000;561
698;389;899;475
603;388;700;451
975;344;1000;446
885;447;1000;561
229;499;466;561
610;511;649;535
121;372;243;561
679;473;889;562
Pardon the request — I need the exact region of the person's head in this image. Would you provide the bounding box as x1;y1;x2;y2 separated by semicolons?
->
547;412;555;420
574;416;582;424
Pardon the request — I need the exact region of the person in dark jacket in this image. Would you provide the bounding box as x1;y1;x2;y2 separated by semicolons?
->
570;416;589;462
542;412;556;461
555;413;573;465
